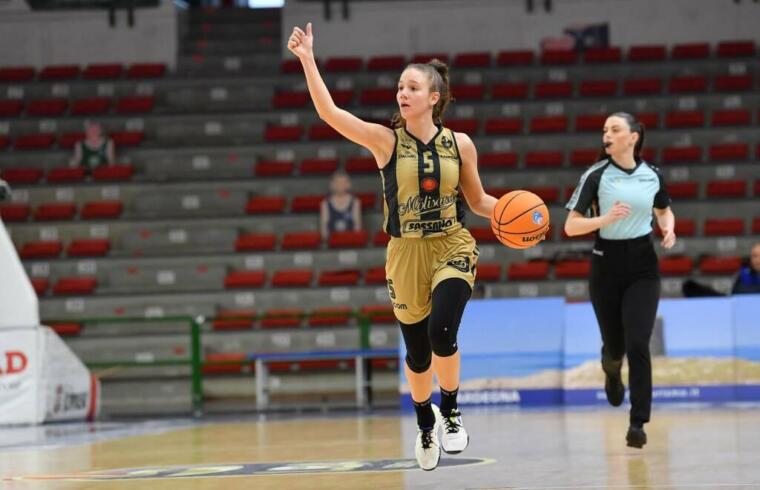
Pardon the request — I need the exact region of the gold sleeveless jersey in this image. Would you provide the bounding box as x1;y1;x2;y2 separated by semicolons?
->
380;126;466;238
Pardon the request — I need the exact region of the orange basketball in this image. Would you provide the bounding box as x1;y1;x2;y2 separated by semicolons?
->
491;190;550;249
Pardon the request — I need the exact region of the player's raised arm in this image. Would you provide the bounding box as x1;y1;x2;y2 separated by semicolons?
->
287;23;395;165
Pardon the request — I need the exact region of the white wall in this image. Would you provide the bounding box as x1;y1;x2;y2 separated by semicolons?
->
0;220;38;329
0;0;177;69
282;0;760;58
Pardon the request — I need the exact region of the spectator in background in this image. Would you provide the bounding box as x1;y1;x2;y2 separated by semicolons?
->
732;242;760;295
70;120;115;172
320;171;362;240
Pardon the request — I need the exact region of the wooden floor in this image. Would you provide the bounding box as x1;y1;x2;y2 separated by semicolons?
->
2;406;760;489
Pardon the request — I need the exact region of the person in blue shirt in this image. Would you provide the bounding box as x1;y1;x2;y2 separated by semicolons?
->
319;171;362;240
732;242;760;295
564;112;676;449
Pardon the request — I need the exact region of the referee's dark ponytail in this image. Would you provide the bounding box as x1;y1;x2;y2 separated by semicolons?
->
598;112;646;161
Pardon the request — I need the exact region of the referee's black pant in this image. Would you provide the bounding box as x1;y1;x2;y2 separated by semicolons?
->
589;234;660;426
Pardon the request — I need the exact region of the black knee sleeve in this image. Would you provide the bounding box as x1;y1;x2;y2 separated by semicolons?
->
429;278;472;357
400;317;431;373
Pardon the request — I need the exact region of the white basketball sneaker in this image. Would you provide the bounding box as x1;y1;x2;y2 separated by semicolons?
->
440;408;469;454
414;404;442;471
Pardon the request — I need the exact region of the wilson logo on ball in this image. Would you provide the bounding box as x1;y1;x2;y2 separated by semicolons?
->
421;177;438;192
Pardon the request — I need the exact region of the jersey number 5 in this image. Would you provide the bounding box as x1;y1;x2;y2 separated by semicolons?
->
423;151;434;174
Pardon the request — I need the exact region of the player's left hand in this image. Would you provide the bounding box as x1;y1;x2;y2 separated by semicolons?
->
660;228;676;249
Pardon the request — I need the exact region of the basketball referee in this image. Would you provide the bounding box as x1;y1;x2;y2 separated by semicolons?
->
564;112;676;448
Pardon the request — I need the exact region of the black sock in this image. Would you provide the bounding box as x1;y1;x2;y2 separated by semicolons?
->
440;386;459;415
413;397;436;430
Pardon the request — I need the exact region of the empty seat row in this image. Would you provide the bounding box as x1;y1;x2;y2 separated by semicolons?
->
0;63;166;83
1;200;123;222
278;41;756;73
2;164;134;184
0;131;144;151
0;96;155;118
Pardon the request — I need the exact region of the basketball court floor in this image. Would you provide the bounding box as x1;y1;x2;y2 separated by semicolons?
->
2;405;760;489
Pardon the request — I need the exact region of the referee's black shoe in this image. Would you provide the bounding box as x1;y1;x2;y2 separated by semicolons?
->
604;371;625;407
626;424;647;448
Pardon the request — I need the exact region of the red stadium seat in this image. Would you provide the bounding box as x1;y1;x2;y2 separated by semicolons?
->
34;202;76;221
49;322;82;336
583;47;622;64
0;203;31;222
445;118;478;133
662;146;702;163
451;85;485;101
704;218;745;236
364;266;387;285
669;75;707;93
636;112;660;129
570;149;600;167
534;81;573;98
26;99;69;116
360;304;395;324
14;133;56;150
508;260;550;280
272;90;308;108
540;49;577;65
623;78;662;95
264;125;302;142
674;218;696;237
67;238;110;257
667;181;699;199
39;65;80;80
665;110;705;128
281;59;311;73
491;82;529;99
0;100;24;117
272;269;313;288
755;180;760;197
308;306;352;327
526;186;560;203
308;123;341;140
628;45;666;62
579;80;617;97
469;226;498;244
92;164;134;181
47;166;86;183
359;88;396;105
0;66;35;82
480;152;518;169
328;230;369;249
127;63;166;78
659;256;693;276
484;117;522;135
714;74;753;92
324;56;363;72
497;50;534;66
575;114;606;132
58;132;85;149
109;131;144;147
20;240;63;259
281;231;321;250
224;270;266;289
345;156;377;174
116;96;155;113
411;53;449;64
329;89;353;106
709;143;748;161
367;55;405;71
700;256;742;275
53;277;97;295
716;40;755;58
671;42;710;59
525;150;564;168
706;180;747;198
71;97;111;115
476;263;501;282
31;278;49;296
356;192;377;210
0;136;9;149
555;259;590;278
245;196;286;214
202;352;249;374
711;109;751;126
373;230;390;247
300;158;338;175
753;217;760;234
261;308;303;328
254;160;294;177
235;233;276;252
453;52;490;68
212;310;256;331
318;269;361;286
529;115;568;133
81;200;123;220
291;195;323;213
83;63;123;79
2;167;43;184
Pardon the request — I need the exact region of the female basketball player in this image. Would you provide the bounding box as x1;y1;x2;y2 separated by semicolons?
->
564;112;676;449
287;23;497;470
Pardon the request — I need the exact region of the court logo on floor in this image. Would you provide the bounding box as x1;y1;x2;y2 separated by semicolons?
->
6;458;493;481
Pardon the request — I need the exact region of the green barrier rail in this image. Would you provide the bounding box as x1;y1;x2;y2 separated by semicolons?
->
49;311;382;417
